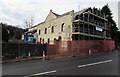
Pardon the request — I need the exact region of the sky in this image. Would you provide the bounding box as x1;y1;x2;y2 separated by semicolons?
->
0;0;119;29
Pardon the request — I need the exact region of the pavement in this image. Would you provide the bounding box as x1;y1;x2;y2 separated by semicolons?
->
1;52;107;64
2;50;119;76
1;57;54;64
1;56;45;64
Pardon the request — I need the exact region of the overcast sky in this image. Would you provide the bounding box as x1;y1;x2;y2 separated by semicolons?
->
0;0;119;29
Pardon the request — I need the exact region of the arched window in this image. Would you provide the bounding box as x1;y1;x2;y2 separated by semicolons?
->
54;38;57;41
40;38;42;43
43;39;44;44
51;26;54;33
39;30;41;35
45;28;47;34
48;38;50;44
58;36;62;41
61;23;65;32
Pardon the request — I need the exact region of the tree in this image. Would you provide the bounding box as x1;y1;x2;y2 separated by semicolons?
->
93;7;98;15
1;22;25;42
24;19;34;29
102;4;118;41
2;26;10;42
102;4;112;18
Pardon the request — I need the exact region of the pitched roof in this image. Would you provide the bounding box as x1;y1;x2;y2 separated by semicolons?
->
52;11;60;17
45;10;61;22
29;10;74;29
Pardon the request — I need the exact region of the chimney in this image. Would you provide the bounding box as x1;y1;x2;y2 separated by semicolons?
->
50;9;52;12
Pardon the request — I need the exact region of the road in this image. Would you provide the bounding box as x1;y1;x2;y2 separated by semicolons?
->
2;50;119;76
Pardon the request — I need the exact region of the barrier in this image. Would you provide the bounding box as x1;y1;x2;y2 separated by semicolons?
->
2;40;115;60
88;49;92;55
28;52;31;59
2;43;47;60
42;51;46;60
48;40;115;58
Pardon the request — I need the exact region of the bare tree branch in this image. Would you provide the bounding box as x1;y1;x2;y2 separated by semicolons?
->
24;19;34;29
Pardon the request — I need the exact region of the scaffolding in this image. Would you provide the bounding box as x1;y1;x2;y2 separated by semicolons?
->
72;10;111;40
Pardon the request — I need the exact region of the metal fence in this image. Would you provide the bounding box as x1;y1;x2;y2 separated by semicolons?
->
48;40;115;58
2;43;47;60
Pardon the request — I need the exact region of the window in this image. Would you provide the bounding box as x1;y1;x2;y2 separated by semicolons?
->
58;36;62;41
48;38;50;44
39;30;41;35
54;38;57;41
45;28;47;34
61;23;65;32
51;26;54;33
40;38;42;43
43;39;44;44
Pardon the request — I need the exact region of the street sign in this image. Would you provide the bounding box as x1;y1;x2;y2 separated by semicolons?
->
24;34;34;43
96;27;103;32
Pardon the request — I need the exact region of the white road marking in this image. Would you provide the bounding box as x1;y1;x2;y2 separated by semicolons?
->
78;60;112;68
24;70;57;77
32;70;56;75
